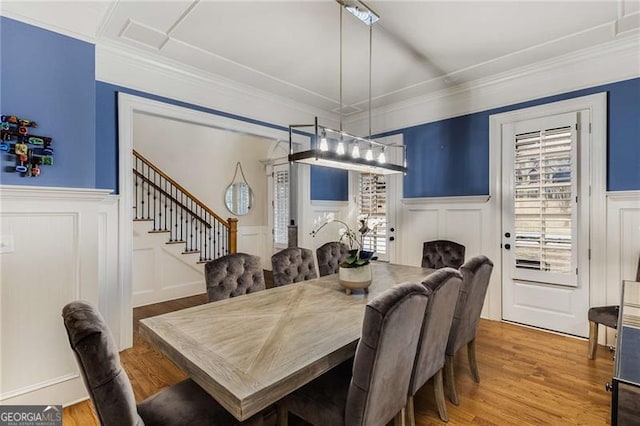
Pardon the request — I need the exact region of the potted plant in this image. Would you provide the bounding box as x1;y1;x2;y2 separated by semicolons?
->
311;213;379;294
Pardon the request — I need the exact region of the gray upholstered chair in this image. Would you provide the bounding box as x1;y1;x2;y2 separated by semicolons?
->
205;252;265;302
421;240;466;269
276;282;430;426
588;255;640;359
316;242;349;277
406;268;462;424
62;301;264;426
444;255;493;405
271;247;317;287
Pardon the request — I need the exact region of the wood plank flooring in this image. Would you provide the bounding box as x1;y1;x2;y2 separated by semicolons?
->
62;293;614;425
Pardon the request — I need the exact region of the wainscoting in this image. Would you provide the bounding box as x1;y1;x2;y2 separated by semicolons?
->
605;191;640;343
132;223;271;307
0;186;115;406
397;195;498;319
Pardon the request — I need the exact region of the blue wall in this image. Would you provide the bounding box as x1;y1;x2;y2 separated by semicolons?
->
0;17;96;188
382;77;640;198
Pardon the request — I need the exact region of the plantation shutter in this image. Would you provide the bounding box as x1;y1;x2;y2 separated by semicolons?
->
513;125;576;277
358;173;386;255
273;166;289;247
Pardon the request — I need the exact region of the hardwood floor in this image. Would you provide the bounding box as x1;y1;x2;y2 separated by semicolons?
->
63;294;614;425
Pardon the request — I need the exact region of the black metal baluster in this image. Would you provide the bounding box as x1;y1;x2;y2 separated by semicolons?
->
163;177;168;231
134;156;139;219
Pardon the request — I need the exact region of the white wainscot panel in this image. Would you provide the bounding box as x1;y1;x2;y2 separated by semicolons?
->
0;186;113;406
237;225;269;269
400;207;439;267
606;193;640;305
1;213;78;401
133;247;155;295
442;209;483;258
604;192;640;345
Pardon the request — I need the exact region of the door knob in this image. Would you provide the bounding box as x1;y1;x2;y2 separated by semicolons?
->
504;243;511;250
389;236;395;242
390;227;395;232
505;232;511;238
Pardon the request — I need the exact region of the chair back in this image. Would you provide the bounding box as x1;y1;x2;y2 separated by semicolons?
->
62;301;143;426
446;256;494;356
271;247;317;286
345;282;429;426
316;242;349;277
421;240;465;269
409;268;462;395
205;252;265;302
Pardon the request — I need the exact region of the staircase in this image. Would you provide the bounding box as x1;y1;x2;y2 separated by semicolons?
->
133;149;237;264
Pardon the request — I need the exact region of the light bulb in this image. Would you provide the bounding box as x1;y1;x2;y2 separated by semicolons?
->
378;150;386;164
336;141;345;155
351;144;360;158
365;147;373;161
319;136;328;151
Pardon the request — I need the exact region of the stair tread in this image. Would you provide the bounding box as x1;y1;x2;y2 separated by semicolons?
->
133;218;154;222
182;250;201;254
166;240;185;244
148;230;170;234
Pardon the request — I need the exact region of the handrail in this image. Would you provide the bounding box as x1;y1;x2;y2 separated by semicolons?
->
133;170;211;229
133;149;238;259
133;149;230;228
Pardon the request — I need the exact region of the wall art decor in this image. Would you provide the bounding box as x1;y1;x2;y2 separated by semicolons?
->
0;114;53;177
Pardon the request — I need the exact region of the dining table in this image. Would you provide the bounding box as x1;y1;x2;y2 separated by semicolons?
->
139;262;435;421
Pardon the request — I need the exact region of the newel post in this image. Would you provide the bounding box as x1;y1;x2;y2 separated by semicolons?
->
228;218;238;254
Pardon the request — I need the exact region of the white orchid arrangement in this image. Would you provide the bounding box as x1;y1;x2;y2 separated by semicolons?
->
310;212;379;268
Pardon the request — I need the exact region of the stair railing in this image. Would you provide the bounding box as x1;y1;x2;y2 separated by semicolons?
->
133;150;237;262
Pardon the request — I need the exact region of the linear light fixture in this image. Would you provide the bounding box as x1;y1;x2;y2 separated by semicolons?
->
288;118;407;175
288;1;406;176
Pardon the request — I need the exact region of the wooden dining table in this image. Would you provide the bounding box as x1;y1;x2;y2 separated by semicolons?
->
139;262;435;421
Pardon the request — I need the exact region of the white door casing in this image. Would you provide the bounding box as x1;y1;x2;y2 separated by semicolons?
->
118;93;303;349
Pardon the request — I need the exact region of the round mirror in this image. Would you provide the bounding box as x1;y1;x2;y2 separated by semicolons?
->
224;182;253;216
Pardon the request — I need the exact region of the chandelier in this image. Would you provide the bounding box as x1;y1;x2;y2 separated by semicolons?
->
288;0;407;176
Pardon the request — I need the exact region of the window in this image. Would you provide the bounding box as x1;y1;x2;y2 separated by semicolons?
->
273;165;289;247
358;173;387;255
513;125;575;274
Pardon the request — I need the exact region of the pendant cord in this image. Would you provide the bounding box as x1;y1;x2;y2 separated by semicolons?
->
339;6;343;132
368;23;372;139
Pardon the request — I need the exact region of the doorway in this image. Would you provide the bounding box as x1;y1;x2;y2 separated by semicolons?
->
501;110;590;337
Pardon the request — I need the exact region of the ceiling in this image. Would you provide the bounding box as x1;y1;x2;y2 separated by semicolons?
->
3;1;639;116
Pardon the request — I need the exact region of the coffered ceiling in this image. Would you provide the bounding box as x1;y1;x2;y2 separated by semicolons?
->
2;1;639;116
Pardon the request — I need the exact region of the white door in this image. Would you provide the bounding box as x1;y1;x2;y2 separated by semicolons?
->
502;111;590;337
269;163;289;252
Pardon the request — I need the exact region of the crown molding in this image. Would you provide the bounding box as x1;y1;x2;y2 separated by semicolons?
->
345;33;640;135
96;40;339;129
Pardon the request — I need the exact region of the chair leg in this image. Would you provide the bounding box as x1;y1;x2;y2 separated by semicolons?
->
467;339;480;383
588;321;598;360
434;369;449;422
277;405;288;426
445;354;459;406
405;395;415;426
394;407;406;426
